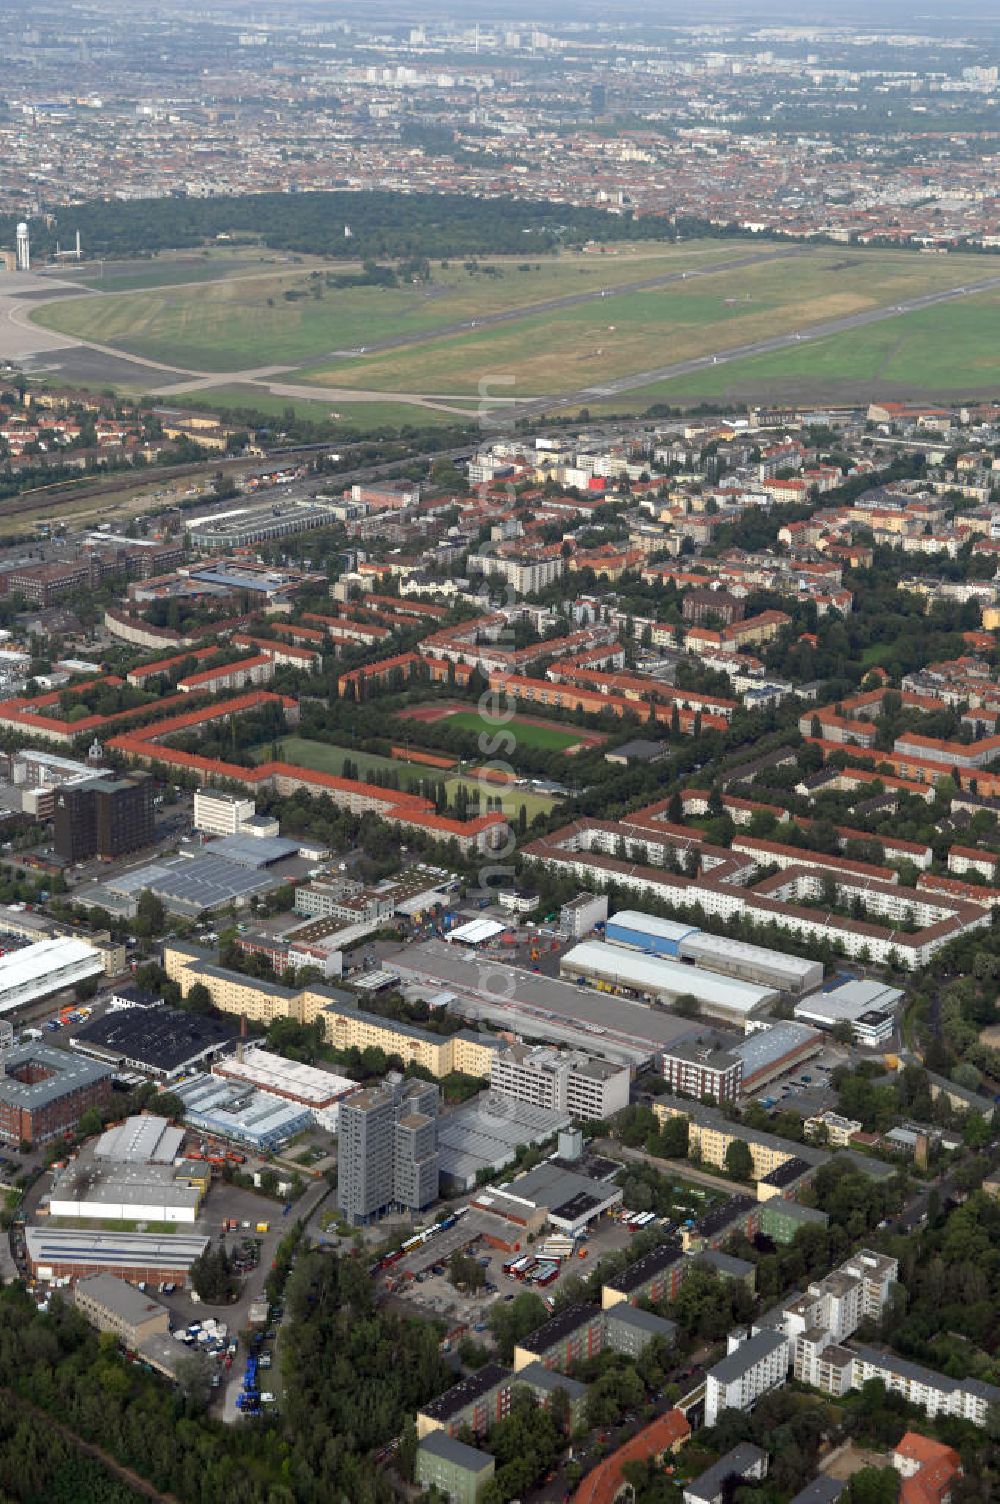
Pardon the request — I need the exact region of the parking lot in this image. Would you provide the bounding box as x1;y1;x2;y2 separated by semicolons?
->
381;1210;642;1333
755;1046;846;1115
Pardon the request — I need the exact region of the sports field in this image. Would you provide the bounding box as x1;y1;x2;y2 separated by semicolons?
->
29;242;744;373
295;249;994;397
254;736;557;819
591;288;1000;406
400;702;607;754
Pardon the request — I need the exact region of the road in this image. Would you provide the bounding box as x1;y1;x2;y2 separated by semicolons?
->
219;1174;332;1425
596;1140;739;1196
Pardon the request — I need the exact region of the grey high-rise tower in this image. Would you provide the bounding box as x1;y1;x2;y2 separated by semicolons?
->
337;1074;439;1225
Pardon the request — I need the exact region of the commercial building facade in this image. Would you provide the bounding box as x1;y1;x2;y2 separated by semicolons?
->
489;1043;630;1120
661;1041;743;1104
54;774;154;862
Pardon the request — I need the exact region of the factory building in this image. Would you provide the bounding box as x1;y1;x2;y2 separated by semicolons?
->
172;1072;314;1150
794;979;903;1047
605;910;822;995
211;1047;356;1132
0;936;104;1018
26;1227;209;1286
74;1274;171;1349
560;940;777;1025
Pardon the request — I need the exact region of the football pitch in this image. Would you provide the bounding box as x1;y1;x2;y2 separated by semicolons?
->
255;736;558;818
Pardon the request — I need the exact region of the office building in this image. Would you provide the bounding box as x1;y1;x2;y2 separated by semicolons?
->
54;774;153;862
193;789;258;837
415;1433;495;1504
489;1042;630;1120
0;1041;112;1146
336;1075;439;1224
704;1327;790;1426
74;1273;170;1348
661;1040;743;1104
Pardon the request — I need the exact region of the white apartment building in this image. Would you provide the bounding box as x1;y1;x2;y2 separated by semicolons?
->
490;1043;630;1121
704;1328;790;1427
193;790;257;837
851;1348;1000;1427
466;552;564;596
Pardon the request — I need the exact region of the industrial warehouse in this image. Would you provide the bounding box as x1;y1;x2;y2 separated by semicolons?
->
210;1046;357;1132
25;1228;210;1286
559;940;778;1024
0;935;105;1017
71;1004;240;1080
603;911;823;995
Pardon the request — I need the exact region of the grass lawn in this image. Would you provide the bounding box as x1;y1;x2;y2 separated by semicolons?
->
29;241;740;374
295;247;997;397
440;709;586;751
607;289;1000;406
167;384;469;429
48;1217;180;1233
252;736;557;818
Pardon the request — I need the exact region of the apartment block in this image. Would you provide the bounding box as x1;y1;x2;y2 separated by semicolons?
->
705;1327;791;1427
660;1040;743;1105
601;1241;689;1309
416;1363;513;1440
512;1303;605;1374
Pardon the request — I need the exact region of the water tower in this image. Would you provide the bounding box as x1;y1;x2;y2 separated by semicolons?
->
15;222;29;272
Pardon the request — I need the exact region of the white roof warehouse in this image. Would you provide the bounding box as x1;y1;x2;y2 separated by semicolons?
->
560;940;777;1024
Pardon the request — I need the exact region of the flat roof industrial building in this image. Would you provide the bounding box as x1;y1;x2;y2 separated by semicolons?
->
172;1072;314;1150
211;1047;356;1131
48;1158;204;1224
560;939;778;1023
437;1094;572;1193
0;935;103;1016
605;911;823;995
391;938;701;1068
100;853;283;916
95;1116;184;1164
26;1227;209;1285
71;1006;239;1080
